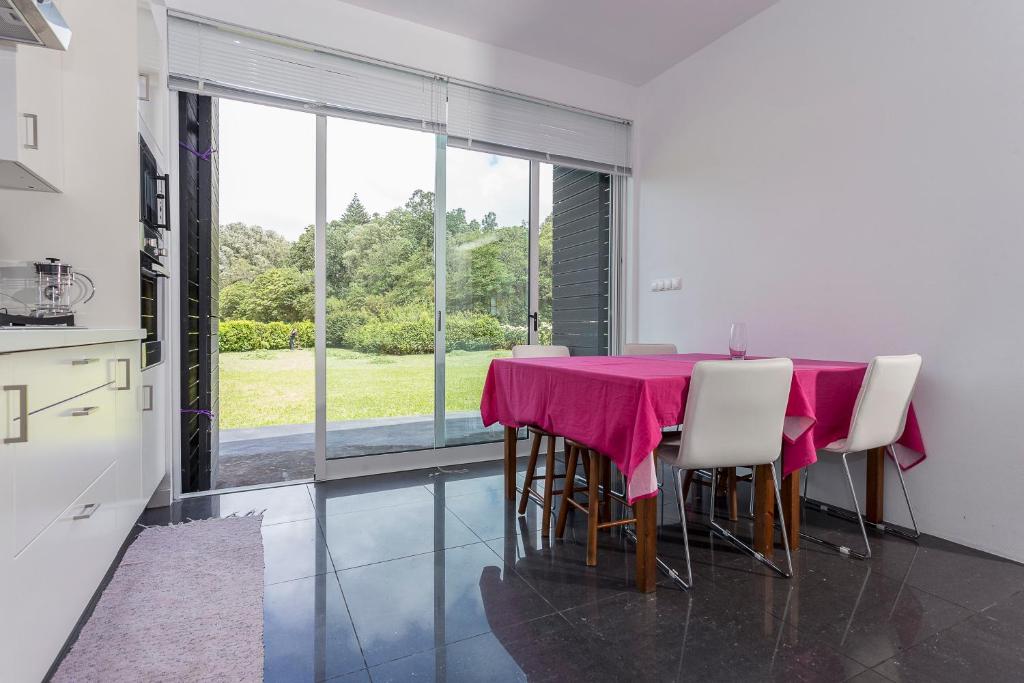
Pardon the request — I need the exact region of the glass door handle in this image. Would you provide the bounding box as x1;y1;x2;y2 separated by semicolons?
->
528;312;538;331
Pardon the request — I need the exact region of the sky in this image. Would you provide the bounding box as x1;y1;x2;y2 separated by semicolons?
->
217;98;553;241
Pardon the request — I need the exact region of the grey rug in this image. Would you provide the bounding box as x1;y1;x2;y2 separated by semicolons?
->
53;516;265;682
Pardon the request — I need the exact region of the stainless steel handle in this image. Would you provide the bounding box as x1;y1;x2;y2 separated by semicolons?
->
143;385;153;412
116;358;131;391
72;503;101;520
3;385;27;444
71;406;99;417
23;113;38;150
72;358;100;366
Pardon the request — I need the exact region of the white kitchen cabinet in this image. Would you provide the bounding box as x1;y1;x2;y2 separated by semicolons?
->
141;362;166;501
0;336;146;683
0;40;64;192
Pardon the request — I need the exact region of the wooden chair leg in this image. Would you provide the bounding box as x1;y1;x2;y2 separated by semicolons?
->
541;434;557;536
727;467;739;521
600;455;612;531
518;431;543;515
555;446;579;538
586;450;600;567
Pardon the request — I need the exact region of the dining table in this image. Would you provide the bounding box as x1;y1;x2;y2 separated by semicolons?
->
480;352;926;592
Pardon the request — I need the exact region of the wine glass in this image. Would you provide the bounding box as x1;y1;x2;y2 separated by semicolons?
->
729;323;748;360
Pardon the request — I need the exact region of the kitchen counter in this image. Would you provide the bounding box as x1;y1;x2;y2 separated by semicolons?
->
0;328;146;354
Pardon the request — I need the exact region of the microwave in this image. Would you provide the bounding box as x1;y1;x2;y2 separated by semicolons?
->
140;136;169;232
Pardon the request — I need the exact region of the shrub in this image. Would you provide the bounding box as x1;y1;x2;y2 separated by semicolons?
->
353;314;434;355
219;319;311;352
218;267;313;323
325;299;371;348
294;321;315;348
500;324;528;349
539;321;552;345
446;312;503;351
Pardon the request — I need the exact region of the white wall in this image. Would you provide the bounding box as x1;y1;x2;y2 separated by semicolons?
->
634;0;1024;560
0;0;140;329
165;0;637;120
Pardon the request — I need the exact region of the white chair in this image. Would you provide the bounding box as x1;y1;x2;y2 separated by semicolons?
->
657;358;795;586
511;345;580;536
622;342;678;355
801;354;922;559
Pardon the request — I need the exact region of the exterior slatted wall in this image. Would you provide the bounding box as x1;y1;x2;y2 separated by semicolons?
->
178;92;216;493
551;166;610;356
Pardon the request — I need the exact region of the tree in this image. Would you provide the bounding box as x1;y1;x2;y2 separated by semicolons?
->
219;267;313;322
288;221;352;297
218;222;290;286
481;211;498;231
341;194;370;225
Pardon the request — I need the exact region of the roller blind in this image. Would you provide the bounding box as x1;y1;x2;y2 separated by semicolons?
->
167;15;446;132
167;14;632;174
447;83;631;174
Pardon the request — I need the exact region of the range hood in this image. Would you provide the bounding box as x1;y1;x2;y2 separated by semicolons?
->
0;0;70;51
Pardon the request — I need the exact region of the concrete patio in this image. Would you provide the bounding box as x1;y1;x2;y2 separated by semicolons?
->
215;412;503;489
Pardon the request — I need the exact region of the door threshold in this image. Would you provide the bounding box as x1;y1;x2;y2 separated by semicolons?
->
179;477;315;499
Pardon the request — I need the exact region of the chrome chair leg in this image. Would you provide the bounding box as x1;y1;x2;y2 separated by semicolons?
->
708;464;792;577
889;444;921;540
801;446;920;557
770;464;794;576
671;467;694;588
799;452;872;559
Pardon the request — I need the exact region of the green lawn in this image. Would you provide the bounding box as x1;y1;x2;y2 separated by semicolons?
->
218;348;509;429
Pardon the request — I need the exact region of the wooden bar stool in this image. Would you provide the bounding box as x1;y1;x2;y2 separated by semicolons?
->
518;427;588;535
510;345;577;536
554;441;634;567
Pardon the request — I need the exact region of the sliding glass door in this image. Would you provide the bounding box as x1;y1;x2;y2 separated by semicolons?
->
323;117;438;460
442;148;530;446
308;118;616;475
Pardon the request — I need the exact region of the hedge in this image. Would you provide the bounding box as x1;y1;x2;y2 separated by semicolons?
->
220;312;522;354
219;320;313;352
326;302;371;348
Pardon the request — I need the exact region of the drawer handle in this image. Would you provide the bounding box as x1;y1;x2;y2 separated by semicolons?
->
23;113;38;150
71;406;99;417
3;385;28;444
72;503;101;520
143;384;154;411
72;358;100;366
116;358;131;391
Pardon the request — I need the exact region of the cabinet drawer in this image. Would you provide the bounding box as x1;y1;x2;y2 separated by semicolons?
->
12;383;117;555
7;462;119;683
11;345;123;415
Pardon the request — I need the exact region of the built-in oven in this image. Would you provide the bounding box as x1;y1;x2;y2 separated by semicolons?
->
140;135;169;369
140;258;166;368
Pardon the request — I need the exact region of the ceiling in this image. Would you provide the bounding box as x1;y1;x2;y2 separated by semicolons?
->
337;0;777;85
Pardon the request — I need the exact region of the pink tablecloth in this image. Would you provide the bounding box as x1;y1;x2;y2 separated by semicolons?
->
480;353;926;502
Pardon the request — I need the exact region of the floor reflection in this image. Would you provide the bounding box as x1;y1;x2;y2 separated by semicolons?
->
133;458;1024;681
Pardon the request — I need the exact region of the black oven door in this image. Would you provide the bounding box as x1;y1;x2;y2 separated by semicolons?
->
141;262;166;368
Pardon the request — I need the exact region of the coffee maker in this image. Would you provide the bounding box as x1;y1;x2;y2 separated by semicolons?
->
0;258;95;327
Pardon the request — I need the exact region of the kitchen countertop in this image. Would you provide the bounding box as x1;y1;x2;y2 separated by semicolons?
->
0;328;146;354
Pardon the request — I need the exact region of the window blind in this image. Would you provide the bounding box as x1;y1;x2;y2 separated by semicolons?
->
447;83;631;175
167;15;446;132
167;14;632;174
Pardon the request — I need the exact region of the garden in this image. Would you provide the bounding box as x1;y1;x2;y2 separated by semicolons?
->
218;192;552;430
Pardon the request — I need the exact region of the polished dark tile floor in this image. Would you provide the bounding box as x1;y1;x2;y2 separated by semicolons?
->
138;458;1024;682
